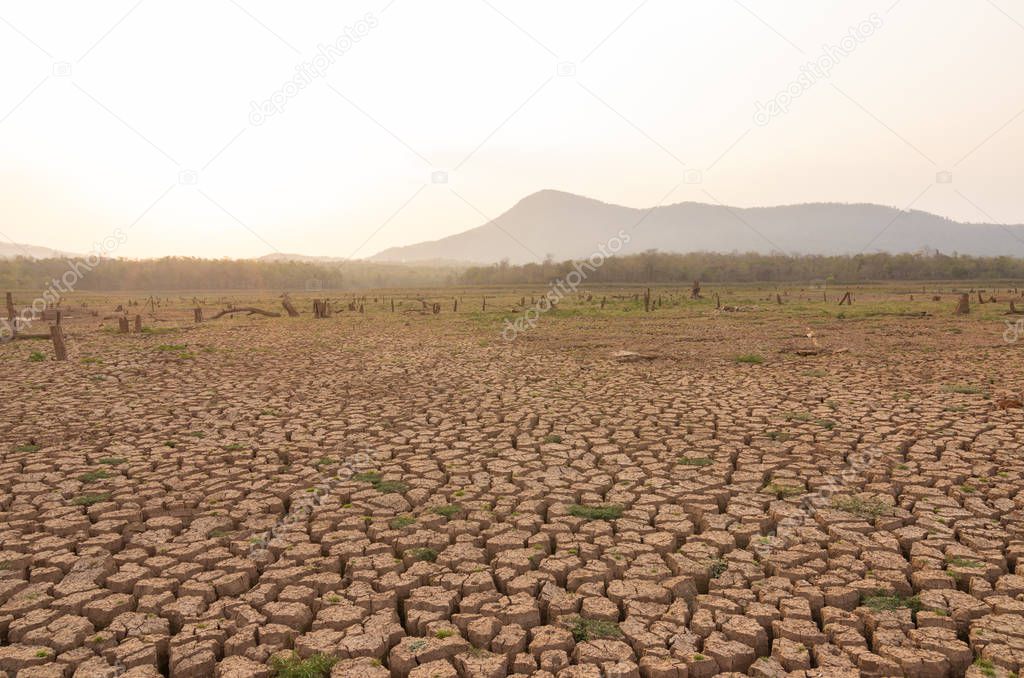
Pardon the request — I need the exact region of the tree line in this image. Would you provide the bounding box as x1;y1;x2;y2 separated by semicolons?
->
1;250;1022;291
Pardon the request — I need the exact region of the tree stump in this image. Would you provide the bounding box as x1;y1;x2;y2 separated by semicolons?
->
118;317;130;333
5;292;14;321
359;304;364;314
432;303;440;314
776;293;783;305
644;288;651;312
838;291;852;306
50;324;67;361
390;298;395;312
954;293;970;315
453;299;458;312
134;315;142;333
716;293;721;309
600;297;606;309
194;307;204;323
281;296;299;317
691;281;702;299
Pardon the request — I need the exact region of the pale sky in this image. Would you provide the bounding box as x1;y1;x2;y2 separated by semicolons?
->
1;0;1022;259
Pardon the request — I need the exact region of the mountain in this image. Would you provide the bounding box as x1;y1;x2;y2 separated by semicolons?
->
369;190;1024;264
0;243;81;259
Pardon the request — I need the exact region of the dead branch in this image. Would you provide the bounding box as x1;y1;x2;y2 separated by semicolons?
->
207;307;282;320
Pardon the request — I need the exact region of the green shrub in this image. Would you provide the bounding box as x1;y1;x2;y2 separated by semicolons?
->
735;354;763;364
568;617;623;642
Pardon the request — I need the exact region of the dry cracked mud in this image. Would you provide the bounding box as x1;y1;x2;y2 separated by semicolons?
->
1;289;1022;678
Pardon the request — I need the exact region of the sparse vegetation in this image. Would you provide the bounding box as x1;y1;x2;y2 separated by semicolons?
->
568;617;623;642
269;652;337;678
569;504;623;521
735;354;764;364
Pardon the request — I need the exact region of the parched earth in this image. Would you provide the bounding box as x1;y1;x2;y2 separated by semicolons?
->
1;304;1023;678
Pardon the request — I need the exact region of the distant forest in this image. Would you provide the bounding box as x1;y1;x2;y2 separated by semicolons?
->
1;251;1023;291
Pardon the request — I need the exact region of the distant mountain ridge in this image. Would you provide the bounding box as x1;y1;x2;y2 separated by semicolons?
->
369;190;1024;265
0;243;81;259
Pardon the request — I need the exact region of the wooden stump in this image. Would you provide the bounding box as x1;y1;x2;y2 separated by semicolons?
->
716;293;721;310
482;297;486;311
432;303;440;314
776;293;783;305
644;288;651;312
954;293;970;315
600;297;606;309
118;317;130;334
281;296;299;317
194;307;204;323
1010;300;1018;314
50;324;67;361
838;291;852;306
134;315;142;333
453;299;458;312
390;298;395;312
691;281;702;299
359;304;364;314
5;292;14;321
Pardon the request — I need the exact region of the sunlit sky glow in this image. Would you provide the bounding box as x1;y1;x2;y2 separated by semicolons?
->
1;0;1022;259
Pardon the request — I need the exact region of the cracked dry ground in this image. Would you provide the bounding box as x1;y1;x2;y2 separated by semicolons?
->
1;311;1023;678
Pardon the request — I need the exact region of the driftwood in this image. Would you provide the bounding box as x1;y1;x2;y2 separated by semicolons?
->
208;307;282;320
954;293;970;315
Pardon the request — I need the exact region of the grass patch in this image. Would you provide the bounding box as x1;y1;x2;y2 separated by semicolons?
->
974;658;996;678
434;504;462;519
80;356;102;364
569;617;623;642
28;351;45;362
831;496;891;519
763;483;803;499
568;504;623;521
734;354;764;364
13;443;39;453
98;457;125;465
351;471;407;494
946;555;984;568
434;628;454;639
709;558;728;578
942;383;985;395
78;470;109;483
861;592;922;614
72;492;111;506
156;344;187;352
406;547;437;562
222;443;246;451
270;652;337;678
389;515;416;530
544;434;563;443
678;456;714;467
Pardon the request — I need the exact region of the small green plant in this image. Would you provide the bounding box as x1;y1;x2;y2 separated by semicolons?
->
28;351;45;362
544;434;563;443
693;653;707;661
80;356;102;364
72;492;111;506
974;658;997;677
98;457;125;465
943;383;983;395
407;547;437;562
269;652;337;678
568;617;623;642
678;456;714;467
35;649;50;658
389;515;416;530
568;504;623;520
802;369;827;377
164;440;177;448
709;558;728;578
14;443;40;453
406;639;428;652
434;628;454;639
156;344;187;352
735;354;764;364
223;443;245;451
78;470;109;483
434;504;462;519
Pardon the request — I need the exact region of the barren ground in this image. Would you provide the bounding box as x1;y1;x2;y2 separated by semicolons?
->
1;285;1022;678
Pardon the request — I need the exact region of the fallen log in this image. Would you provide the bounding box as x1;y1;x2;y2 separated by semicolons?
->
207;307;282;320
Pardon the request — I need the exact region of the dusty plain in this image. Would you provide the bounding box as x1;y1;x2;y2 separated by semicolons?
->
1;283;1023;678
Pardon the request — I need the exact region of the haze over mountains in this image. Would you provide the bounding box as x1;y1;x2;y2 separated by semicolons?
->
6;191;1024;265
370;190;1024;265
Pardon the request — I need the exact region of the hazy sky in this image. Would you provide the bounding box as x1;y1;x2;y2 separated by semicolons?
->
1;0;1022;259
